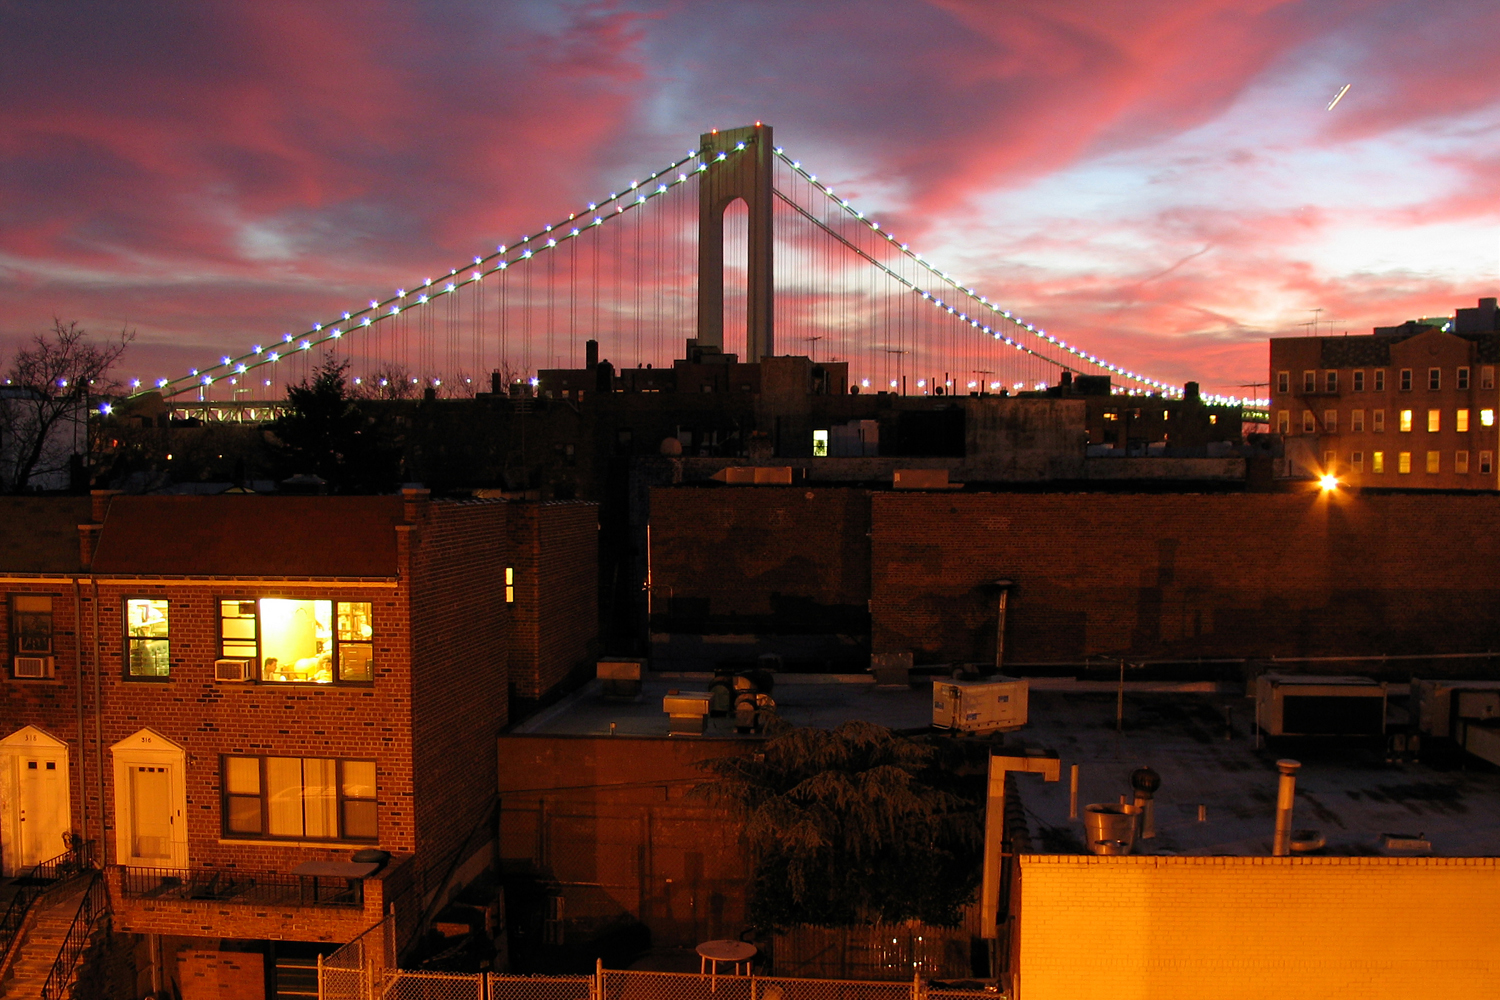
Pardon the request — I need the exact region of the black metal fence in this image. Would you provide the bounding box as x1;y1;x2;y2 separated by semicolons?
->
0;840;96;969
117;865;364;908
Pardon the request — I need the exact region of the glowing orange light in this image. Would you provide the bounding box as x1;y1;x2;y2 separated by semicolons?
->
1319;474;1339;491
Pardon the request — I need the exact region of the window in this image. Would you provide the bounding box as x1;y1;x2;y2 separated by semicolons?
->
125;598;169;678
1324;410;1338;432
1484;367;1496;391
1353;370;1365;392
1373;410;1385;433
1458;409;1470;433
1429;367;1441;391
1459;367;1470;390
1323;451;1336;472
505;567;515;603
812;430;829;457
1277;371;1290;394
1482;451;1494;475
1325;371;1338;393
11;595;52;657
1400;369;1412;391
1426;451;1440;473
1483;409;1495;428
1457;451;1470;474
222;756;376;841
1398;452;1412;474
1428;409;1441;433
1352;452;1364;472
1352;409;1365;433
1372;451;1385;474
1303;371;1316;393
1104;409;1119;422
1399;410;1412;432
218;598;373;684
1276;411;1290;434
1302;411;1316;434
1209;414;1218;425
1374;369;1386;391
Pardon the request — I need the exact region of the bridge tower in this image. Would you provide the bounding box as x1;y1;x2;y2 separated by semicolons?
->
697;123;774;360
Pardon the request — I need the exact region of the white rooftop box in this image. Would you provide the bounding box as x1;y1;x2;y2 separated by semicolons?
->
932;677;1028;733
1255;673;1386;737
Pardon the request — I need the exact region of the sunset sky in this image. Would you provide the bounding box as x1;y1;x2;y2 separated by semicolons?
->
2;0;1497;398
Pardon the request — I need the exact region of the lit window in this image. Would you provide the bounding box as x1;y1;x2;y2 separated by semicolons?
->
1276;411;1290;434
1458;367;1470;391
1352;451;1364;472
1325;371;1338;393
1353;370;1365;392
1400;369;1412;391
813;429;829;457
1483;410;1495;427
1457;451;1470;474
1427;450;1440;473
1303;371;1316;393
1302;411;1316;433
1484;367;1495;391
1372;451;1385;474
1352;409;1365;433
1399;410;1412;432
1373;410;1385;433
218;599;373;684
1104;410;1119;422
1209;414;1217;425
1457;409;1470;433
1482;451;1494;475
11;595;53;657
1429;367;1441;391
1374;369;1386;392
1428;409;1440;433
1324;410;1338;432
1276;371;1289;394
1398;452;1411;474
125;598;170;678
222;756;376;841
505;567;515;604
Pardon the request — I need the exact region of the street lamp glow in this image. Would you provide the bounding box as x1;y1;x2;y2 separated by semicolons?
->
1319;474;1339;491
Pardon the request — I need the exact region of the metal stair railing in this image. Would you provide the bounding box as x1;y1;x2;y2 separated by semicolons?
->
38;871;107;1000
0;840;95;981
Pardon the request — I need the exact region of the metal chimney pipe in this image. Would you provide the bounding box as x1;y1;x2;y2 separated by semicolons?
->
992;579;1014;672
1272;759;1301;856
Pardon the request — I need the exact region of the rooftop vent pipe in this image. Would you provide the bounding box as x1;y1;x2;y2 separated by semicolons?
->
1272;759;1301;856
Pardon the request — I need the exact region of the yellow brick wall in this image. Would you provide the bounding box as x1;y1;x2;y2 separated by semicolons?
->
1017;855;1500;1000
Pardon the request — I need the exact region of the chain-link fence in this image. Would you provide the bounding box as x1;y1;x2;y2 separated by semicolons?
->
320;939;1005;1000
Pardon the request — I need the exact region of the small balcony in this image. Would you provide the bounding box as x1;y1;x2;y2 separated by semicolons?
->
115;865;364;908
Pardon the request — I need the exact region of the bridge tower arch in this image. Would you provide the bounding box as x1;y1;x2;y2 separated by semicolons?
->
697;123;774;360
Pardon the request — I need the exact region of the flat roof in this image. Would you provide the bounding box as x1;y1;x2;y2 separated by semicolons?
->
515;674;1500;857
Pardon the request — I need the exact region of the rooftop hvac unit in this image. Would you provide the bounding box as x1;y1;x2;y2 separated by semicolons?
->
932;677;1028;733
1412;679;1500;738
663;691;711;735
597;657;645;699
13;656;54;679
214;658;256;683
1255;673;1386;736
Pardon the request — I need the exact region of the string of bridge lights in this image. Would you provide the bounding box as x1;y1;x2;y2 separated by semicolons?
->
772;147;1267;409
128;143;758;400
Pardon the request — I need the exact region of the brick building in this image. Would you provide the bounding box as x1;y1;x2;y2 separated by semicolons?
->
506;501;600;706
649;485;1500;674
0;490;594;997
1269;298;1500;488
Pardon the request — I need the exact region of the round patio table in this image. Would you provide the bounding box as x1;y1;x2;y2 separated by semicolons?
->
696;939;757;990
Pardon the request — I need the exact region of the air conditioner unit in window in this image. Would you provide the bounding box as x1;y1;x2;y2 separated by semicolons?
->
13;656;54;679
214;658;256;682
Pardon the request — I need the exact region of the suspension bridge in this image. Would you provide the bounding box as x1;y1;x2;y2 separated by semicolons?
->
123;124;1265;416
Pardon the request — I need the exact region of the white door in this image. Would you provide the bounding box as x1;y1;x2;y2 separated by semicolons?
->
128;765;173;862
18;755;68;868
0;726;71;877
110;728;188;868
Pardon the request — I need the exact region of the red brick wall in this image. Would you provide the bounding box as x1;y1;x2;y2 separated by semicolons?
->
871;491;1500;665
506;501;598;701
408;500;510;895
649;487;871;619
175;948;265;1000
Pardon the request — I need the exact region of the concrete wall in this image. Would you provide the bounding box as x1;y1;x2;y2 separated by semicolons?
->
1017;855;1500;1000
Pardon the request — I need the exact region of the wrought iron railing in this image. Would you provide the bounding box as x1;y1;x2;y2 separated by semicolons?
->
0;841;96;975
39;871;106;1000
117;865;364;908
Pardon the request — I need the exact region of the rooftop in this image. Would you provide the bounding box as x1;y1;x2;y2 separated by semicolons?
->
516;674;1500;858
